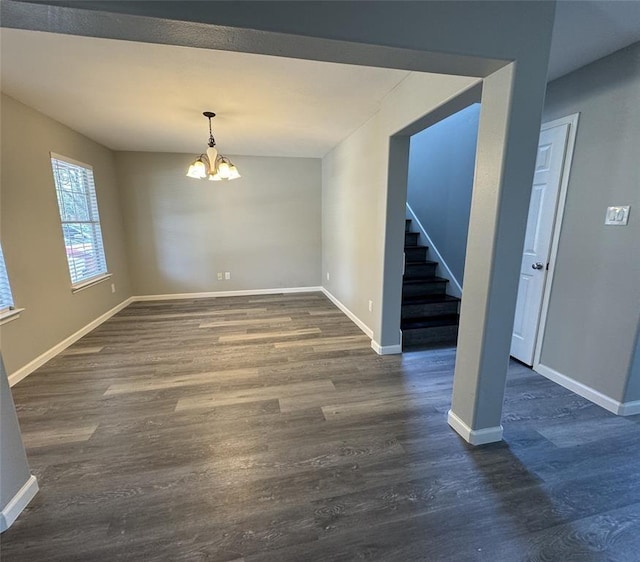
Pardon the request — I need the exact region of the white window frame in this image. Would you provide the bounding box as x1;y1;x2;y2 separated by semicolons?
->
0;243;24;325
50;153;111;291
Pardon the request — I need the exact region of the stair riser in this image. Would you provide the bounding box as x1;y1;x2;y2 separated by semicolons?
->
401;221;460;349
404;247;427;262
405;232;420;246
402;325;459;347
403;282;448;297
404;263;437;278
402;301;459;319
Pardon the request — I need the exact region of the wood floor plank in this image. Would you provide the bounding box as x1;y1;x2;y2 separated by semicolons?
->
274;334;369;349
536;415;637;448
321;393;437;421
3;293;640;561
175;379;336;411
218;327;322;343
60;346;105;356
200;316;292;328
111;308;269;321
20;424;99;448
103;367;260;395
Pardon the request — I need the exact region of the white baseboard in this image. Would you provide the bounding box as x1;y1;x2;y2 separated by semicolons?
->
447;409;503;445
8;297;134;387
133;286;323;302
370;341;402;355
619;400;640;416
406;204;462;299
534;363;639;416
0;475;38;532
320;287;374;339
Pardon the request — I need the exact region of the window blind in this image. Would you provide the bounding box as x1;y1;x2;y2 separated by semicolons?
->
0;244;15;312
51;154;108;286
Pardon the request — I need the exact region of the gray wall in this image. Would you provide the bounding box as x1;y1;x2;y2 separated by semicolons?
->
0;94;132;377
627;328;640;403
0;355;33;525
407;103;480;284
114;152;321;295
540;42;640;403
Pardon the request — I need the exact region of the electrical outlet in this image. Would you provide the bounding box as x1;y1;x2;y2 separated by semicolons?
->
225;272;231;280
217;272;223;281
368;300;373;312
111;283;116;294
326;272;330;281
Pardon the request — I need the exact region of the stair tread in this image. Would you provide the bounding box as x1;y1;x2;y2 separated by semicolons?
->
401;314;460;329
403;276;449;285
405;259;438;266
402;294;460;304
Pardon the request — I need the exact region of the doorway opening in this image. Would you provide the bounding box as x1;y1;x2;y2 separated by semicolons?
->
385;84;482;352
402;102;480;349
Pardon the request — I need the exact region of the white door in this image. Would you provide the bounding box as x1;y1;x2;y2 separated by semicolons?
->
511;123;570;365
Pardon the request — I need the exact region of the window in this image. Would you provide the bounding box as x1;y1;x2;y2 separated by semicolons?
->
0;243;15;313
51;154;108;288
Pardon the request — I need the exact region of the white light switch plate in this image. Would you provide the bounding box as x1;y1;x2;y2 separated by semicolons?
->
605;205;630;226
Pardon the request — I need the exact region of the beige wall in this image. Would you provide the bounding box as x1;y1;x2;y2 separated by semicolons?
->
114;152;321;295
0;94;132;376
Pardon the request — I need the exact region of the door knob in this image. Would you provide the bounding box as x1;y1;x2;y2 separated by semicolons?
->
531;262;544;270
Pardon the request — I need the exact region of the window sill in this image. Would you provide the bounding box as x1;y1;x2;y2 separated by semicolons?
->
0;308;25;326
71;273;112;293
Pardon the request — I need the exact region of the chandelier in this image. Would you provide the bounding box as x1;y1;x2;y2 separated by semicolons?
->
186;111;240;181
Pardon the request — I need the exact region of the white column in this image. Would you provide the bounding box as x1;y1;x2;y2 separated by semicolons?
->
449;63;544;444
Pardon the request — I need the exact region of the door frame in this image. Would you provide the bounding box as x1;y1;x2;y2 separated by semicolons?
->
531;112;580;369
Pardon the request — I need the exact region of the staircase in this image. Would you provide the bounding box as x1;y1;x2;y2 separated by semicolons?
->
402;219;460;349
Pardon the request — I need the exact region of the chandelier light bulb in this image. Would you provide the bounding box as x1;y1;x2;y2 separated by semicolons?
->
218;160;231;179
228;165;241;180
187;158;207;179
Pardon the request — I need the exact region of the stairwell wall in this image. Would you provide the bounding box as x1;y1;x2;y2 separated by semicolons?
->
406;103;480;286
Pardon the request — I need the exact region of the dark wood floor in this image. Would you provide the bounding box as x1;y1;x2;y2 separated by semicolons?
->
2;292;640;561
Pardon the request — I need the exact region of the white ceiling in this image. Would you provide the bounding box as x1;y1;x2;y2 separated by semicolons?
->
1;1;639;157
0;28;413;157
548;0;640;81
